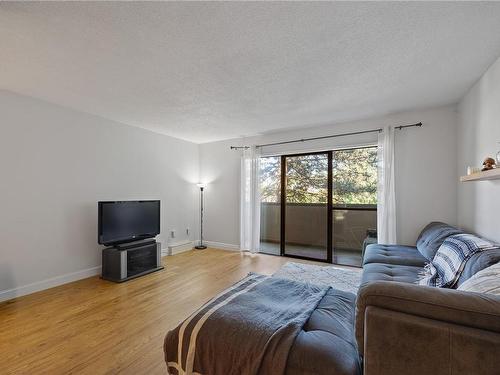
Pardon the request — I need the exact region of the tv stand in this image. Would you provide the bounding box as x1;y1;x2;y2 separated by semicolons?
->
101;241;164;283
115;239;156;250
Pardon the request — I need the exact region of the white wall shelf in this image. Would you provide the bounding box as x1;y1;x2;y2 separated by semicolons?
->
460;168;500;182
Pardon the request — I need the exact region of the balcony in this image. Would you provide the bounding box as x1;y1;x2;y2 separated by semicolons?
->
259;202;377;267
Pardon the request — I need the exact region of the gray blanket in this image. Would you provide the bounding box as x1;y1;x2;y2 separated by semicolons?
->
164;273;329;375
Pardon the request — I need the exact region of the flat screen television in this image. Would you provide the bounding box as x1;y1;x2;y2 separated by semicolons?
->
98;200;160;246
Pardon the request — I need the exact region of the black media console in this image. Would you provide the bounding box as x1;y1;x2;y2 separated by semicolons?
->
101;240;164;282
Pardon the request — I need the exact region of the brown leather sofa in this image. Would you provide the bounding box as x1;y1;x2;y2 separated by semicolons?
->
356;281;500;375
356;222;500;375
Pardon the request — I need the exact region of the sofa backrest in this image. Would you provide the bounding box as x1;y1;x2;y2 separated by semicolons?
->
416;222;463;261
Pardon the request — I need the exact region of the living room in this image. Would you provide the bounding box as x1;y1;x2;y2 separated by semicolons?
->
1;2;500;375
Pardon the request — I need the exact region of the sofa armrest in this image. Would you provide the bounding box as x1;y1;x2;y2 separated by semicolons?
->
355;281;500;355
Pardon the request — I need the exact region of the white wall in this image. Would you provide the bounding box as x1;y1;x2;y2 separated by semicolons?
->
457;56;500;243
0;91;199;301
200;106;458;247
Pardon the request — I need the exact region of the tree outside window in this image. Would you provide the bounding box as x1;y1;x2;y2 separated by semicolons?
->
259;147;377;205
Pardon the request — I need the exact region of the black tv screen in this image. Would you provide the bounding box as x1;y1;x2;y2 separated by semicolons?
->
98;200;160;245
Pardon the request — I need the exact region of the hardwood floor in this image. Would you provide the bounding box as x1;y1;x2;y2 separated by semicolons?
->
0;248;327;375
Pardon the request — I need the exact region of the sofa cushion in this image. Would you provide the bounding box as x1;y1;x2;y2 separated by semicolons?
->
416;222;463;261
456;248;500;287
286;288;361;375
361;263;422;285
363;244;427;267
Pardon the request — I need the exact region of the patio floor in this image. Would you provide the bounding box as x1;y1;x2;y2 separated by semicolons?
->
259;241;362;267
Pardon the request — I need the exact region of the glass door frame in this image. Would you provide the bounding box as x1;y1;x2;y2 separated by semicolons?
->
279;151;333;263
261;145;377;265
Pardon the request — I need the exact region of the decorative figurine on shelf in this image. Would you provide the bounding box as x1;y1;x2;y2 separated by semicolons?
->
482;157;496;171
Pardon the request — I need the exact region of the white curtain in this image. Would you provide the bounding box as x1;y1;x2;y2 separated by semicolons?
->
240;146;261;252
377;126;397;244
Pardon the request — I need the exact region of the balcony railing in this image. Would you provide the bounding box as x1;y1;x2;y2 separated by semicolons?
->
259;202;377;266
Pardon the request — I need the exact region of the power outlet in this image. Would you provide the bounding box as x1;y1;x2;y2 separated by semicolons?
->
186;228;190;236
170;229;176;238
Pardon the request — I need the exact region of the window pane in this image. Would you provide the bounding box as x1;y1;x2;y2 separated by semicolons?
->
259;156;281;255
332;147;377;206
332;146;378;267
260;156;281;203
284;154;328;261
286;154;328;204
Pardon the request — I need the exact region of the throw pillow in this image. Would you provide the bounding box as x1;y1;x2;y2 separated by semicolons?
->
458;262;500;295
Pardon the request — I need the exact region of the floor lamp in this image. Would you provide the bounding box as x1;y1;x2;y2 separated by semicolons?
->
195;183;207;249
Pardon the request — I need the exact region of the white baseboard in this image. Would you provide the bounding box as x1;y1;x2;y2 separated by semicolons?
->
0;265;102;303
203;241;241;251
0;241;240;303
166;241;194;256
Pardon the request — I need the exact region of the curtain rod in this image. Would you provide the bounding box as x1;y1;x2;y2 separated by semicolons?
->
230;146;250;150
230;122;422;150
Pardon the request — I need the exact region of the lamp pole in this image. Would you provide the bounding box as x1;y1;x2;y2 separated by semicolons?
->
195;184;207;249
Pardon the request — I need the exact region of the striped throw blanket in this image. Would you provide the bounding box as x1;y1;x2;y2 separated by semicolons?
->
418;233;499;288
164;273;328;375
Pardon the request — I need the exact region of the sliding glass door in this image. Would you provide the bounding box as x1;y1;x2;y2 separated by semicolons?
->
332;147;378;266
283;153;330;261
259;147;377;267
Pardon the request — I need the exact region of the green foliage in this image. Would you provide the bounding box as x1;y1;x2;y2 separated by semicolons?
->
285;154;328;203
259;156;281;203
332;147;377;205
259;147;377;205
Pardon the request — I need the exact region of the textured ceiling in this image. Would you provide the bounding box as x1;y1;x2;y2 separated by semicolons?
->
2;2;500;143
